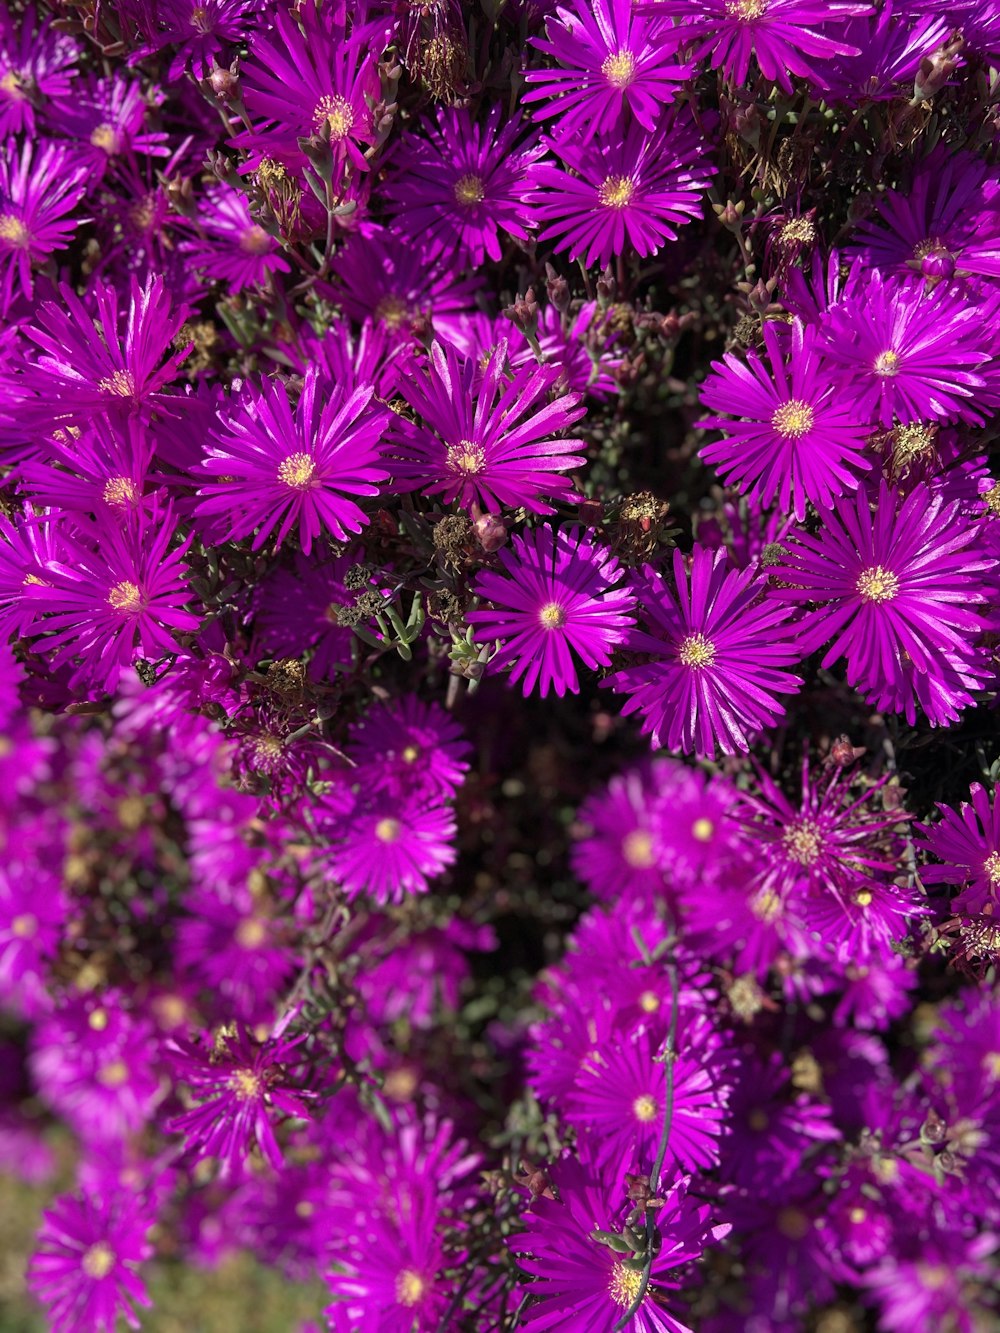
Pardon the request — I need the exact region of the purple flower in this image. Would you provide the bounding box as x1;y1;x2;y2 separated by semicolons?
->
523;0;692;140
819;269;990;427
27;1188;154;1333
607;545;802;758
195;367;391;553
531;112;714;269
0;8;79;136
253;549;358;679
25;504;199;693
320;787;457;904
0;137;89;314
648;0;871;93
0;861;67;1017
862;1233;999;1333
58;72;169;175
510;1148;729;1332
180;182;290;293
383;104;541;265
917;783;1000;916
775;480;995;720
393;339;586;513
468;525;635;698
822;3;955;103
128;0;255;80
167;1026;312;1179
346;694;472;801
698;319;872;521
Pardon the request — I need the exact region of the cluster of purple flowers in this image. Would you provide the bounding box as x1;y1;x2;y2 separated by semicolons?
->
2;0;1000;1328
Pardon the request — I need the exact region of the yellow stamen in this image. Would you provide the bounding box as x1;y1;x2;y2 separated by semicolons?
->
873;349;900;377
395;1269;427;1307
90;123;121;155
228;1068;262;1100
0;214;29;248
375;817;402;843
453;173;485;206
11;913;37;938
632;1093;658;1122
98;370;136;397
314;94;354;141
678;632;716;668
601;50;637;88
446;441;486;475
622;828;656;868
277;453;316;489
82;1242;116;1279
598;175;635;209
782;819;822;866
771;399;814;439
102;476;138;507
856;565;900;604
692;817;715;842
107;581;142;614
538;601;567;630
609;1260;645;1308
239;225;272;255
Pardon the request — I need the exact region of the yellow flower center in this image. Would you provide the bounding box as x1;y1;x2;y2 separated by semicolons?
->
239;225;272;255
453;173;485;206
235;918;268;950
228;1068;262;1100
749;1108;769;1131
751;888;782;922
638;990;660;1013
771;399;814;439
609;1260;645;1308
107;581;142;614
374;295;410;330
98;370;136;397
89;1008;109;1031
873;349;900;377
984;851;1000;885
375;817;402;843
446;440;486;475
395;1268;427;1307
856;565;900;604
598;175;635;209
0;214;29;248
314;94;355;140
726;0;768;17
538;601;567;630
632;1093;658;1122
982;1051;1000;1079
601;50;637;88
982;481;1000;516
678;632;716;668
0;70;26;100
691;817;715;842
102;476;138;507
622;829;656;869
90;122;121;155
854;889;873;907
98;1060;130;1088
782;819;822;866
779;217;816;247
82;1242;116;1279
190;5;210;30
278;453;316;489
11;913;36;938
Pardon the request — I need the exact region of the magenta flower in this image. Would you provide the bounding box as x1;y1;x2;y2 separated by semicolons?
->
127;0;254;80
917;783;1000;917
775;481;995;718
167;1026;312;1180
57;72;169;175
469;525;635;698
0;863;68;1017
646;0;871;93
345;695;472;801
27;1188;155;1333
819;269;990;427
253;549;357;679
320;787;457;905
531;112;714;269
510;1149;729;1332
0;8;78;136
607;545;803;758
523;0;692;139
382;104;541;265
393;339;586;513
698;319;872;520
25;504;199;693
195;367;391;554
0;137;88;313
180;182;290;294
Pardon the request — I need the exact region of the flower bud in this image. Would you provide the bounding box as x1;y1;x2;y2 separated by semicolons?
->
474;513;508;553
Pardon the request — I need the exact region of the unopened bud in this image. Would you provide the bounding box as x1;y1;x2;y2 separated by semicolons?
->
913;32;963;104
829;735;861;766
474;513;508;553
502;287;538;335
209;64;239;102
545;263;571;313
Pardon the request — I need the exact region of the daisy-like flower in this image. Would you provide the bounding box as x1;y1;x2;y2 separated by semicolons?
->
698;319;872;521
774;480;995;717
917;783;1000;917
345;695;472;801
237;3;379;173
167;1026;312;1179
571;760;681;902
382;104;541;265
468;525;635;698
18;419;151;518
0;863;68;1017
819;269;990;427
822;4;954;104
531;112;714;269
510;1149;730;1332
58;72;169;176
0;8;78;137
127;0;255;80
27;1188;155;1333
0;137;89;313
393;339;586;513
20;275;190;430
195;367;391;554
607;545;803;759
25;503;199;693
646;0;871;94
320;787;457;904
523;0;692;140
180;182;290;294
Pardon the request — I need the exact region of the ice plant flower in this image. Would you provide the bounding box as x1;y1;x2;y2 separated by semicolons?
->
195;366;391;554
698;319;872;520
646;0;871;94
167;1025;312;1179
0;137;89;313
468;525;635;698
819;269;990;427
531;112;714;269
393;339;586;512
320;787;457;904
775;480;995;719
0;7;79;136
382;104;541;265
24;504;199;693
917;783;1000;916
607;545;803;758
180;182;290;293
345;695;472;801
27;1188;154;1333
523;0;692;139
